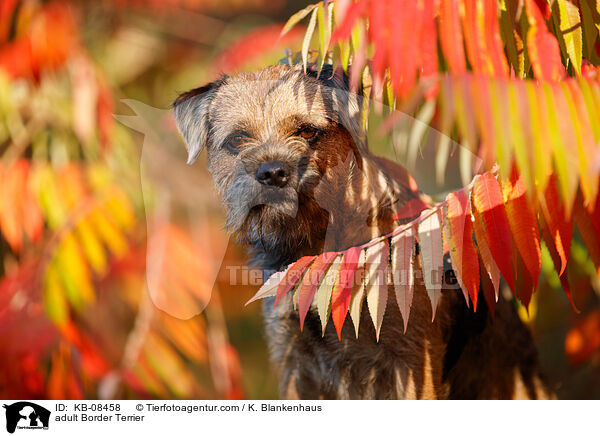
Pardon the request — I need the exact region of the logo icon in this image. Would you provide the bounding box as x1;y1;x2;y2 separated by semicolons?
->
2;402;50;434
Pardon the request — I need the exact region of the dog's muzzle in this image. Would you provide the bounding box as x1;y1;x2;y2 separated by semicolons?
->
255;161;290;188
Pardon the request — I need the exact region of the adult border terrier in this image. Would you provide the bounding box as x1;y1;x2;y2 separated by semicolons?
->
174;64;553;399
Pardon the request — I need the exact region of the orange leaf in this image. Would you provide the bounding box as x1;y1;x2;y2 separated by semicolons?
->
525;0;566;81
445;189;480;310
503;172;541;290
472;172;515;294
483;0;509;77
540;215;578;311
462;0;488;75
331;246;363;339
273;256;316;307
539;175;572;276
418;0;438;79
368;0;388;83
478;250;496;317
389;0;418;98
331;0;368;43
297;251;338;330
439;0;467;73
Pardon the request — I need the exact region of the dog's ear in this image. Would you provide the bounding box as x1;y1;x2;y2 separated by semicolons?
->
173;77;225;164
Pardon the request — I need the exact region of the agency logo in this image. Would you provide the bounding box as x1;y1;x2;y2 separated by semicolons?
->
2;402;50;434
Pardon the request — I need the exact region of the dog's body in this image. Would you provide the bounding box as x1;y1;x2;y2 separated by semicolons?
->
174;64;553;399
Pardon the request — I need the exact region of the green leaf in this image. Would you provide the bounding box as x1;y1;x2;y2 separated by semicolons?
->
557;0;583;75
302;6;319;72
281;3;318;37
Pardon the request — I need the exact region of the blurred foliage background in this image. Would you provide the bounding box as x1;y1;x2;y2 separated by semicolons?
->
0;0;598;400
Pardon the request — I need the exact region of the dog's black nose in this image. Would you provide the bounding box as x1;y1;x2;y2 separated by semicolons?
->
256;161;289;187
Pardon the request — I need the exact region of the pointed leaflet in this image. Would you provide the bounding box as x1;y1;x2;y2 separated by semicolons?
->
542;83;579;213
525;0;566;81
392;226;416;332
316;2;334;73
483;0;509;77
389;0;418;98
445;189;480;310
539;175;572;276
316;255;343;335
302;7;319;72
418;0;439;98
331;0;368;43
349;248;368;338
471;75;497;170
471;176;501;300
508;81;535;193
562;80;599;211
368;0;388;86
273;255;316;307
297;251;338;330
478;249;497;316
557;0;583;75
462;0;508;76
540;216;578;311
418;208;444;320
472;172;516;294
525;81;553;195
365;240;389;341
280;3;317;37
462;0;487;74
502;172;541;290
513;243;535;310
331;246;363;339
439;0;467;73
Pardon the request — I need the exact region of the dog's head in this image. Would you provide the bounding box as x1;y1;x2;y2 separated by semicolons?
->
173;64;367;251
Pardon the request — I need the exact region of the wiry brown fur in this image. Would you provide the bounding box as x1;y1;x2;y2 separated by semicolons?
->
174;64;554;399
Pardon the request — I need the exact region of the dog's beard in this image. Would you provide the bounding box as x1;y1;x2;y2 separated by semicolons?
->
222;164;325;253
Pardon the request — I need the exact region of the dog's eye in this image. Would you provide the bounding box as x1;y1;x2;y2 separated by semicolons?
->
225;133;248;152
230;135;244;147
297;126;318;140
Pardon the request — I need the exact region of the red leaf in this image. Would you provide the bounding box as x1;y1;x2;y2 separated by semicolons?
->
439;0;467;73
331;246;363;339
525;0;566;81
540;215;578;311
392;197;429;221
483;0;509;77
273;256;316;307
479;250;496;317
297;251;338;330
534;0;552;20
215;24;304;73
472;172;516;294
331;0;369;43
445;190;480;310
462;0;487;74
418;0;439;98
368;0;388;83
503;172;541;290
539;175;572;276
389;0;418;98
514;249;534;310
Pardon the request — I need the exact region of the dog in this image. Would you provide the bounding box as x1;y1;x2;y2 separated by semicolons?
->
174;64;553;399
